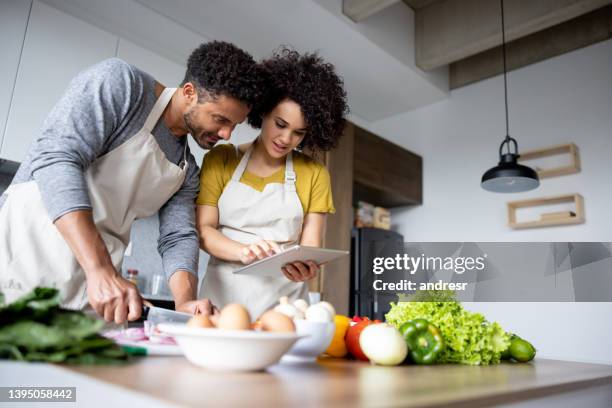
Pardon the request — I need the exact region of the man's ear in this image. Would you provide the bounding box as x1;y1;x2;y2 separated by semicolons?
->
182;82;197;103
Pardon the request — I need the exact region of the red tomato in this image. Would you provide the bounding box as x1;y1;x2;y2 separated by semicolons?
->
345;318;374;361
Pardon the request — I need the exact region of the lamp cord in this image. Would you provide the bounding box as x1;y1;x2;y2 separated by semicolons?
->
501;0;510;143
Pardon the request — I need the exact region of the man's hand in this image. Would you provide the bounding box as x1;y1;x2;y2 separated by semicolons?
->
239;239;281;265
281;260;319;282
54;210;142;324
86;267;142;323
175;299;219;316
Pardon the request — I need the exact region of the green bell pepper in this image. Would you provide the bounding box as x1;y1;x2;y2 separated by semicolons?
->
400;318;445;365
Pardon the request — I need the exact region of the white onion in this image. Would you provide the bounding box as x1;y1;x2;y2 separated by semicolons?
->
359;323;407;366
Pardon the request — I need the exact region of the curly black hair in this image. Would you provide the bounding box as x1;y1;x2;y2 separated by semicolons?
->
248;47;349;152
182;41;263;108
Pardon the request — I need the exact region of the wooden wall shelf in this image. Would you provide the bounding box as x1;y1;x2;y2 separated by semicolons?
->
518;143;580;179
507;194;585;229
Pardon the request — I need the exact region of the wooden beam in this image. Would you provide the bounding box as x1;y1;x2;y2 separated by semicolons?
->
450;5;612;88
402;0;440;11
416;0;612;70
342;0;400;22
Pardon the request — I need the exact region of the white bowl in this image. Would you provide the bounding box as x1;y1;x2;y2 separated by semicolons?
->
282;319;335;362
158;323;302;371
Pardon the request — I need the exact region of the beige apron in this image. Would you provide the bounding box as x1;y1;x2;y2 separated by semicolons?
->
200;142;308;319
0;88;187;309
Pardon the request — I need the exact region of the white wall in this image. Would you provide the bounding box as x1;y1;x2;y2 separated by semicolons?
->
463;302;612;365
365;40;612;364
0;0;31;156
369;39;612;242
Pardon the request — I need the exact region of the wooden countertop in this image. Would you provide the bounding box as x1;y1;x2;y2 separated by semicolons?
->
67;357;612;408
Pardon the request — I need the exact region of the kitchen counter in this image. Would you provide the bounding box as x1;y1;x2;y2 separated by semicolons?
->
61;357;612;407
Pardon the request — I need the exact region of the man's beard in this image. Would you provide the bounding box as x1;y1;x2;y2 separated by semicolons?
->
184;110;219;149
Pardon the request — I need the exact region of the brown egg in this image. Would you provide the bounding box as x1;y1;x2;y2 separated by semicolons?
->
260;310;296;333
217;303;252;330
187;314;215;328
210;311;220;327
251;320;263;331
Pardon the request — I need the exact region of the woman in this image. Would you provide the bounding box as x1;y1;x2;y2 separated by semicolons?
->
196;48;348;318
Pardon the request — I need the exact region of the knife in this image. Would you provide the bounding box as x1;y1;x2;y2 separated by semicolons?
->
127;300;191;328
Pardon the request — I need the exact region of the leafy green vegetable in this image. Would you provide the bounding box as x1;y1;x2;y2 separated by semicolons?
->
386;290;510;365
0;288;129;365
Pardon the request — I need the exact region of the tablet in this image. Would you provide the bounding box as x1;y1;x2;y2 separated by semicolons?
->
232;245;349;277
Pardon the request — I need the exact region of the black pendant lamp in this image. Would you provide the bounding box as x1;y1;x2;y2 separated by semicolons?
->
481;0;539;193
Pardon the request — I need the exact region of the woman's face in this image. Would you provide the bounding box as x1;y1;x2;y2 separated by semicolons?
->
260;99;307;159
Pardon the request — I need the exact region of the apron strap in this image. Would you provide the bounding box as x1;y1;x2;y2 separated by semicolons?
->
230;143;254;182
229;139;297;192
179;137;189;170
143;87;176;133
285;151;296;192
142;87;188;171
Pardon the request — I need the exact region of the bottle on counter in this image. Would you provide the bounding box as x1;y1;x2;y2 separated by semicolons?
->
126;269;139;287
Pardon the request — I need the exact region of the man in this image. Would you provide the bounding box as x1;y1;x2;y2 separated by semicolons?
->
0;41;263;323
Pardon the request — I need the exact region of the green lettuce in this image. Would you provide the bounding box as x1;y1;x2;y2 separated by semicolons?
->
386;291;510;365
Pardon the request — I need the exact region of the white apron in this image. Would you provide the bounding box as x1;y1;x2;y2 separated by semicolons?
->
199;142;309;319
0;88;188;309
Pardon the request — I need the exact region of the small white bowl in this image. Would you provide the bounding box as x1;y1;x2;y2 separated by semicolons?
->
282;319;335;362
158;323;302;371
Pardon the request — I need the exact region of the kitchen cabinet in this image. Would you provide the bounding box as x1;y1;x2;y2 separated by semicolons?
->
353;124;422;207
321;123;422;313
319;124;354;314
0;0;32;158
2;0;116;162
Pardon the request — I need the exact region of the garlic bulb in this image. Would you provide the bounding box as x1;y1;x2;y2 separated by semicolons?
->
274;303;304;319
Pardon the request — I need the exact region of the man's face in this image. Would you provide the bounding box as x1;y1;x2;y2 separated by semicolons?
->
183;93;250;149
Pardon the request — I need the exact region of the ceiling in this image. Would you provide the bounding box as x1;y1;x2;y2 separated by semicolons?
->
44;0;450;122
402;0;440;10
138;0;450;121
347;0;612;86
43;0;612;121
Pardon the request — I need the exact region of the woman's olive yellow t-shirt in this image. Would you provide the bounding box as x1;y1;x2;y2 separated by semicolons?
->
196;144;335;214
